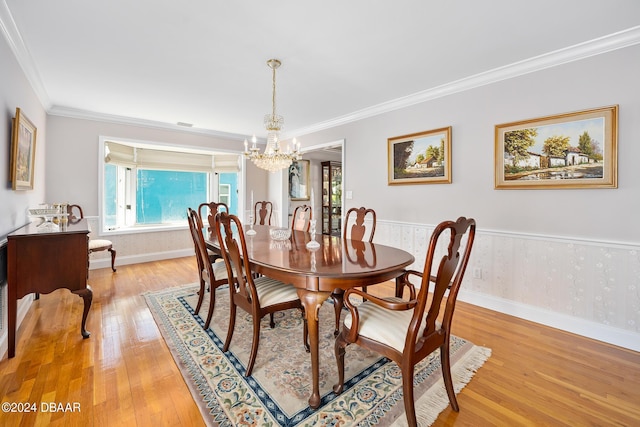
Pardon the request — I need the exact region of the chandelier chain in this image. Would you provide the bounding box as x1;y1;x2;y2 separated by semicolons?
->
243;58;300;172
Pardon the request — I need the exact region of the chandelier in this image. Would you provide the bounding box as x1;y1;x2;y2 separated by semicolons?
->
243;59;300;172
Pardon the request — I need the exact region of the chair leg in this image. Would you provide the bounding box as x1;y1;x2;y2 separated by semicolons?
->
332;334;347;394
269;313;275;328
204;286;216;329
245;314;262;377
331;289;344;337
402;365;418;427
222;303;237;352
440;342;460;411
194;276;205;314
108;248;117;272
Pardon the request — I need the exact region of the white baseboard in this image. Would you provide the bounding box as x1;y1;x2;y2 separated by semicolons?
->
458;289;640;352
89;248;194;270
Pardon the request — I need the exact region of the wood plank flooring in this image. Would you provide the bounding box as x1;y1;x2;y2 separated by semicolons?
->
1;257;639;426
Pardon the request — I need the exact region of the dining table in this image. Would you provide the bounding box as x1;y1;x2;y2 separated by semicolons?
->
205;224;415;409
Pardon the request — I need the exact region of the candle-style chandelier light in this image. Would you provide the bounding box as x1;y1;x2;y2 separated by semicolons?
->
243;59;300;172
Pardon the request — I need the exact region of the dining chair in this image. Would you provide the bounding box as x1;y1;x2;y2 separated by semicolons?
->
291;204;312;231
187;208;232;329
253;200;273;226
68;204;117;272
198;201;229;262
343;206;377;242
214;211;309;376
333;216;476;427
198;201;229;232
331;206;377;335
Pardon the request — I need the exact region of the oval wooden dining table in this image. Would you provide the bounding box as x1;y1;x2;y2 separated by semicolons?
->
206;224;415;409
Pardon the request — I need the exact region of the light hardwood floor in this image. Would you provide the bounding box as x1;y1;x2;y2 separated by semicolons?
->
1;257;639;426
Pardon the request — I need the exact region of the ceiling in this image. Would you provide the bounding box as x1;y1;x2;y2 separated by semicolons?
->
2;1;639;143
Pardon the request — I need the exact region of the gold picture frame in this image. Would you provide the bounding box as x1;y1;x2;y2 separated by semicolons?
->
10;108;37;191
388;126;452;185
495;105;618;189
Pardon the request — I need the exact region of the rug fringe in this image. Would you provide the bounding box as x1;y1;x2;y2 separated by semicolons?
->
389;345;492;427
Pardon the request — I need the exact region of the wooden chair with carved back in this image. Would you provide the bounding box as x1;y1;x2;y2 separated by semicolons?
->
333;216;476;427
187;208;232;329
291;204;312;232
198;201;229;262
331;207;377;335
68;204;116;272
253;201;273;226
198;201;229;232
214;211;309;376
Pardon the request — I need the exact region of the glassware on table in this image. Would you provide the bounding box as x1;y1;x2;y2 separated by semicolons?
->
306;219;320;249
29;205;61;232
246;214;256;235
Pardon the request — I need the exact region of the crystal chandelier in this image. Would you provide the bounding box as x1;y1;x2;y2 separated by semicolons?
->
243;59;300;172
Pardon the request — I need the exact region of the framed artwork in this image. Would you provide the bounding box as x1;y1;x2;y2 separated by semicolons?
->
495;105;618;189
10;108;37;191
289;160;310;200
388;126;452;185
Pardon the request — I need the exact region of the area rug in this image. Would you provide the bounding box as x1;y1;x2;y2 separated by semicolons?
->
144;284;490;426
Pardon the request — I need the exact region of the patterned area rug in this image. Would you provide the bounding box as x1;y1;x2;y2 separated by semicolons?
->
144;284;490;426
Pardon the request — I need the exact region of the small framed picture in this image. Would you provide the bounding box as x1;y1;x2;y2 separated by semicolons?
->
495;105;618;189
10;108;37;191
388;127;452;185
289;160;310;200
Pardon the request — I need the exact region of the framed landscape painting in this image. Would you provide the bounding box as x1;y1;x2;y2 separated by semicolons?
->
388;127;452;185
495;105;618;189
10;107;37;191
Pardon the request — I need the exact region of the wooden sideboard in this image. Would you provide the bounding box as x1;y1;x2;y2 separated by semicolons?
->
7;219;92;358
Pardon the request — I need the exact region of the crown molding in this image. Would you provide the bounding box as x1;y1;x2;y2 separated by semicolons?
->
0;0;51;109
2;1;638;139
48;105;247;141
289;25;640;138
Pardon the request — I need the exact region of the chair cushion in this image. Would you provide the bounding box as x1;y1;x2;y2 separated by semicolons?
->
89;239;113;251
254;276;300;307
344;297;434;353
212;260;236;281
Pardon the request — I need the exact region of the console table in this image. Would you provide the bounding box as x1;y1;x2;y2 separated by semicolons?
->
7;218;92;358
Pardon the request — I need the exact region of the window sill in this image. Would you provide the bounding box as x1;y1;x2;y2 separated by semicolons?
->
101;223;188;236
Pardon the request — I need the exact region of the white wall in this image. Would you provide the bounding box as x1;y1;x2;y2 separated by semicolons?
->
0;33;47;237
0;33;48;359
295;45;640;350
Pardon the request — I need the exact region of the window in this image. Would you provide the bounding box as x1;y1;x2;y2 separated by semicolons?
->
100;137;241;234
218;183;231;207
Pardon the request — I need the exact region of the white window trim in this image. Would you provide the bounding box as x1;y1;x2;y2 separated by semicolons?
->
98;136;242;236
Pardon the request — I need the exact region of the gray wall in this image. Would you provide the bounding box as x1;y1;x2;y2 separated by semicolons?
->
294;44;640;350
1;34;47;239
299;46;640;243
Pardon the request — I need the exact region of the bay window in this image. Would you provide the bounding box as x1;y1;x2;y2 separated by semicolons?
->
100;137;240;234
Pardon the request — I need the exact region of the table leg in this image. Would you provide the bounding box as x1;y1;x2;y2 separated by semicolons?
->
296;289;331;409
395;275;404;298
72;285;93;339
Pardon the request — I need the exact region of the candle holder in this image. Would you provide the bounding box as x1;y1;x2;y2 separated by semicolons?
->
306;219;320;249
246;213;256;236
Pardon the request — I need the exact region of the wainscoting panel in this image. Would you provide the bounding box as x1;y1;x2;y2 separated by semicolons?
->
375;220;640;351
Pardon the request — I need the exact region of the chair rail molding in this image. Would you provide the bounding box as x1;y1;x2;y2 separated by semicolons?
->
374;219;640;352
